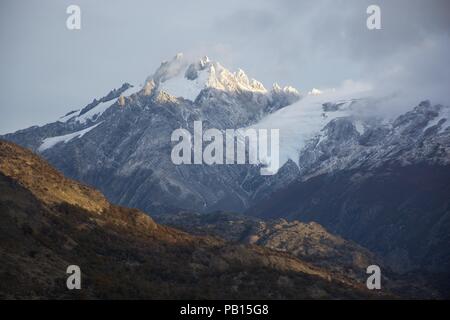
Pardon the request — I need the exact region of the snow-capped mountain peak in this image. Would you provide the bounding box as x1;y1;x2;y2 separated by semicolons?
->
144;53;298;101
272;83;300;96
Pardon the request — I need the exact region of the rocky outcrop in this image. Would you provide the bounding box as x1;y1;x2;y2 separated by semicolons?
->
156;211;440;298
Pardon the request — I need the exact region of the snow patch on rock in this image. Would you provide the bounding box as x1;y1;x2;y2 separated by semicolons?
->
38;122;102;152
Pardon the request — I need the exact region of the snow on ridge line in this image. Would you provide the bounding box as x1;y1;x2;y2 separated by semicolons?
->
59;110;80;122
57;83;145;124
159;66;209;101
151;54;284;101
76;99;118;124
121;83;144;97
57;98;118;124
58;84;142;124
38;122;102;152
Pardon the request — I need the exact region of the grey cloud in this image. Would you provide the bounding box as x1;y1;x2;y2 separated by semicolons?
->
0;0;449;133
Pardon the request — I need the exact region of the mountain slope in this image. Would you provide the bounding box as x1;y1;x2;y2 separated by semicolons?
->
243;103;450;298
156;211;440;298
247;101;450;278
155;212;381;283
0;140;385;299
1;54;301;214
2;54;449;297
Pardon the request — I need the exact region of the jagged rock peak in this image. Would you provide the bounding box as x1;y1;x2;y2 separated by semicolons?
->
143;53;300;102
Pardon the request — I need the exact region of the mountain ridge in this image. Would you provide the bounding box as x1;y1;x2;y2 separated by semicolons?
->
0;139;396;299
1;55;449;297
1;54;303;214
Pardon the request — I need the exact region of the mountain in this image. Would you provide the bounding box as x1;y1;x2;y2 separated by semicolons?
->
2;54;450;297
0;140;390;299
155;211;440;298
2;54;301;214
247;101;450;295
155;211;382;283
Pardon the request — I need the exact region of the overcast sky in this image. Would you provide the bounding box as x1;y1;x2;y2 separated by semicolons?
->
1;0;449;133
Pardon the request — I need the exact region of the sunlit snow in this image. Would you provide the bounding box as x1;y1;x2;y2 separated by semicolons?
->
249;82;372;167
